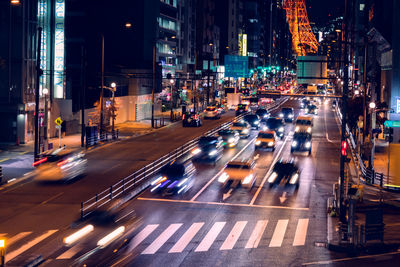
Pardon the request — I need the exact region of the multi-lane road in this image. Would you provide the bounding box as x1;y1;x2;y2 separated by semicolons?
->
1;97;382;266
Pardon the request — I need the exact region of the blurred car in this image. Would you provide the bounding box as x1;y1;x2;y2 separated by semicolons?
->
218;129;240;148
300;98;310;109
305;104;318;115
230;121;251;138
267;159;300;188
150;159;195;195
332;99;337;108
279;107;294;122
255;108;270;119
203;106;221;119
291;132;312;155
235;104;249;116
182;111;202;127
218;160;257;189
33;148;87;182
294;116;313;134
255;131;276;151
243;114;261;129
263;117;285;138
191;136;223;162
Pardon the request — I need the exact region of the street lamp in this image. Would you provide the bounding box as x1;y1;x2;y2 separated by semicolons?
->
42;88;49;141
369;102;376;109
0;238;5;267
170;78;174;122
110;82;117;138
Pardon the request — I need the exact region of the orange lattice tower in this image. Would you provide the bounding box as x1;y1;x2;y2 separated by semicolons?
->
283;0;319;56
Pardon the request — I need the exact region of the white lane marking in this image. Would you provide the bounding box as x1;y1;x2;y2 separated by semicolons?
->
269;220;288;247
249;134;289;205
7;232;32;246
245;220;268;249
220;221;247;250
128;224;159;251
141;223;182;254
56;244;81;259
190;136;256;201
138;197;309;211
169;222;204;253
293;218;309;246
195;222;226;252
5;230;58;263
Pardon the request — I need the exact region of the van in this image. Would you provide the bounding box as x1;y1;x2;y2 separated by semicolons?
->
294;116;313;134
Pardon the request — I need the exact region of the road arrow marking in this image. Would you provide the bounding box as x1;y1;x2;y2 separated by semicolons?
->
279;192;287;204
223;188;233;201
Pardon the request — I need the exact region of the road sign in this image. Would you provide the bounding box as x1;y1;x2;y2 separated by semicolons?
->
55;117;63;126
224;55;249;78
384;120;400;128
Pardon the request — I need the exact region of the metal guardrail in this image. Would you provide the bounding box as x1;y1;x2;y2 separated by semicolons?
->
80;97;289;219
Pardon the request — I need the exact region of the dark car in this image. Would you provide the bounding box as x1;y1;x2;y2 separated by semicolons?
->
305;104;318;115
267;159;300;188
300;98;310;109
191;136;223;162
218;129;240;148
150;160;196;195
182;112;202;127
291;132;312;155
279;107;294;122
256;108;270;119
235;104;249;116
243;114;261;129
263;117;285;138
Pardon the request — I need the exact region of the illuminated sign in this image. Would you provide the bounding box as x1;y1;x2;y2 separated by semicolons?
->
54;0;65;98
238;34;248;57
397;98;400;113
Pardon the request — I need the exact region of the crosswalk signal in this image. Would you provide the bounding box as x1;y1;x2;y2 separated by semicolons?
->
341;140;347;156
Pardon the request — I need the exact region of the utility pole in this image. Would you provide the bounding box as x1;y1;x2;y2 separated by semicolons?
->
151;45;155;128
34;27;42;161
362;1;369;144
81;46;86;147
99;34;105;135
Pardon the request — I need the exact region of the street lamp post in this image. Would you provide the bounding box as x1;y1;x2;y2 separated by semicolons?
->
99;34;105;135
111;82;116;138
43;88;49;142
170;79;174;122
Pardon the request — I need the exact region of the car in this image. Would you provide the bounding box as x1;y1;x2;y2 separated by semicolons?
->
279;107;294;122
230;121;251;138
300;98;310;109
150;159;196;195
332;99;337;108
255;108;270;119
255;131;276;151
294;116;313;134
218;160;257;189
305;104;318;115
291;132;312;155
218;129;240;148
243;114;261;129
235;104;249;116
191;136;223;162
267;159;300;188
33;148;87;182
203;106;221;119
262;117;285;138
182;111;202;127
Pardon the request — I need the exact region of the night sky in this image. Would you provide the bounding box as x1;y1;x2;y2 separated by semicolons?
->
306;0;345;26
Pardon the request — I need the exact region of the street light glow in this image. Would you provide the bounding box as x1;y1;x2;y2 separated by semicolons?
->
0;239;4;248
10;0;21;5
354;89;359;95
125;22;132;28
42;88;49;95
111;82;116;88
369;102;376;109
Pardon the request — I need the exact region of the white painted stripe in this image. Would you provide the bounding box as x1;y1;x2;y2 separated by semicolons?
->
245;220;268;248
293;218;309;246
56;244;81;259
128;224;159;251
7;232;32;246
5;230;58;263
269;220;288;247
169;222;204;253
220;221;247;250
195;222;226;252
142;223;182;254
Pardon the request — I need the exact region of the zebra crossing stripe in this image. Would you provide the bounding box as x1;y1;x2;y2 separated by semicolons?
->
245;220;268;249
220;221;247;250
169;222;204;253
7;232;32;246
128;224;159;251
269;220;288;247
142;223;182;254
293;219;309;246
195;222;226;252
56;244;81;260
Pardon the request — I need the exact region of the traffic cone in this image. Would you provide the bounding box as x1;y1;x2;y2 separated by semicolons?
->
16;136;19;146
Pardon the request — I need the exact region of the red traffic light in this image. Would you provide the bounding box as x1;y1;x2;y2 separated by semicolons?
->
341;140;347;156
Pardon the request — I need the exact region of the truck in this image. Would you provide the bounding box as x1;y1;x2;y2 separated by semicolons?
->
306;85;317;95
226;93;240;110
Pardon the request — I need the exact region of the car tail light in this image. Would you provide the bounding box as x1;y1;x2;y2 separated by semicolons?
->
182;114;185;120
57;157;73;167
195;115;199;120
33;157;47;167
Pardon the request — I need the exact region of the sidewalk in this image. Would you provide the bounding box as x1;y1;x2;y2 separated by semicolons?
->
373;139;400;186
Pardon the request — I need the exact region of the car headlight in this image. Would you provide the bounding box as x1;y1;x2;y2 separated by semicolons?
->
289;173;299;184
254;121;259;125
208;150;218;156
218;172;229;183
307;127;312;133
263;126;268;131
192;148;201;155
314;110;318;114
242;174;254;185
268;172;278;183
292;141;297;147
228;138;235;143
289;114;293;118
295;126;300;132
278;127;284;132
305;109;309;113
279;113;284;117
263;114;269;118
255;140;261;145
268;141;274;146
151;176;164;186
305;142;311;148
178;178;188;187
242;129;249;134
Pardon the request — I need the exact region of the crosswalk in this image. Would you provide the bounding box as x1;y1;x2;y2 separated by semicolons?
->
0;218;309;263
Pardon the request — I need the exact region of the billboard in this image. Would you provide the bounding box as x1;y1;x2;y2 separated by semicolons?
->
238;34;247;57
224;55;249;78
297;56;328;85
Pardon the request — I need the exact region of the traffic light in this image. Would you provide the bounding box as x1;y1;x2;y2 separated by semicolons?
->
341;140;347;156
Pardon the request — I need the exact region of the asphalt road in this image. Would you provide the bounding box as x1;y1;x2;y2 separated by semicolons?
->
2;97;384;267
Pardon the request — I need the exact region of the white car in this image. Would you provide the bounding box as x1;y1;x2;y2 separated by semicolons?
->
204;106;221;119
218;160;257;189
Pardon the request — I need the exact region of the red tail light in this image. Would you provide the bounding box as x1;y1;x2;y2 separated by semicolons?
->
195;115;199;120
33;157;47;167
182;114;185;120
57;158;70;167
